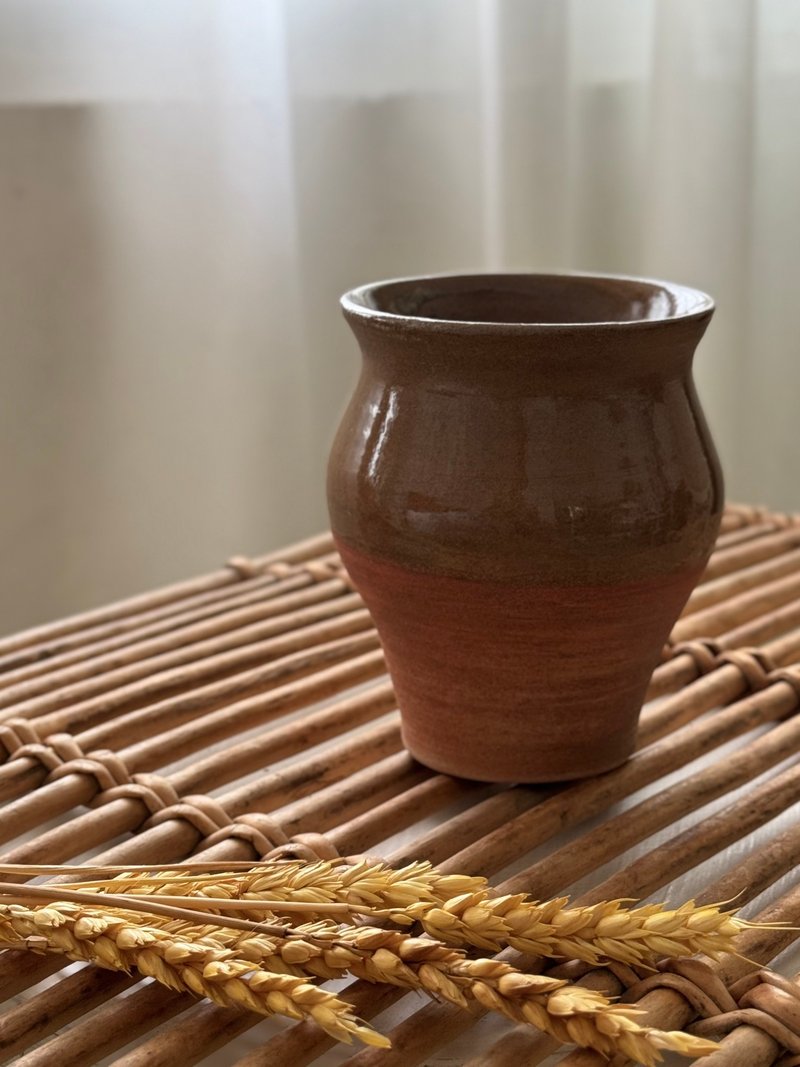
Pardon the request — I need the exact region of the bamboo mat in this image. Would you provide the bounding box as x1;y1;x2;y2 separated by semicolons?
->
3;504;800;1066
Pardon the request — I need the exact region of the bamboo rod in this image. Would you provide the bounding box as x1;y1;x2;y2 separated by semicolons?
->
0;952;63;1003
0;568;311;687
0;966;134;1063
715;520;780;546
636;663;750;746
695;818;800;907
116;645;386;774
0;680;396;847
586;759;800;905
0;576;349;708
500;707;800;899
0;586;364;723
12;691;797;1067
718;511;749;534
0;627;381;807
384;785;546;869
647;600;800;701
121;684;800;1067
687;1028;780;1067
0;713;402;866
8;982;189;1067
172;731;415;866
336;796;800;1067
553;883;800;1067
110;1000;268;1067
703;528;800;582
168;680;396;795
340;1000;492;1067
0;602;374;750
58;742;426;874
0;532;335;659
717;597;800;651
671;570;800;642
77;611;377;750
721;505;769;529
329;775;495;860
443;678;797;878
6;510;800;1067
687;547;800;613
268;749;426;837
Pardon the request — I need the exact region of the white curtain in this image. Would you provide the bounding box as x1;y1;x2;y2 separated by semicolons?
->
1;0;798;630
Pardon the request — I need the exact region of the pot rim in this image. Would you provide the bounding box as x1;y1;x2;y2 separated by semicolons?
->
341;270;714;332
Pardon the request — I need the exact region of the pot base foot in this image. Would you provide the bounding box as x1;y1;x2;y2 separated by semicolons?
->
401;728;636;784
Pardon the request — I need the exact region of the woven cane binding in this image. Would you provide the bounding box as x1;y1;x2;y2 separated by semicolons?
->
2;508;800;1065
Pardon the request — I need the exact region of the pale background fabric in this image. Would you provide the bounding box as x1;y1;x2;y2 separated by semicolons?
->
1;0;799;631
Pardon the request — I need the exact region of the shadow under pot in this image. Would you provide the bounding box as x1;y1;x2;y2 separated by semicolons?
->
327;272;724;783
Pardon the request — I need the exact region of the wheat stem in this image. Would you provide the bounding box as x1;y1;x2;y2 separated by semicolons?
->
0;881;305;937
51;859;745;968
0;862;735;1061
276;924;720;1064
0;900;386;1049
0;861;313;877
59;858;482;911
74;909;717;1066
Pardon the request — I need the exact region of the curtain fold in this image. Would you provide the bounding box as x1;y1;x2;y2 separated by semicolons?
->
0;0;798;629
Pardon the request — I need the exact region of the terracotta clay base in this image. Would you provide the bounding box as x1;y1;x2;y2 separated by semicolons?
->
337;539;702;783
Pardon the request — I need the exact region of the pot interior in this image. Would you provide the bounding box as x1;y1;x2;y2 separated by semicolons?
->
352;273;711;326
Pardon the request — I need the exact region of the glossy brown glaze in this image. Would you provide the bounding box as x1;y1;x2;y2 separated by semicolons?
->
327;273;724;782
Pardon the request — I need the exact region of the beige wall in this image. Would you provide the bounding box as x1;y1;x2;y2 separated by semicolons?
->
0;101;322;631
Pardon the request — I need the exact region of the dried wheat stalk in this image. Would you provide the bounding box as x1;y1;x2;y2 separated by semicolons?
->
175;917;720;1066
401;892;744;967
0;883;721;1065
0;900;387;1049
51;858;481;907
49;858;746;968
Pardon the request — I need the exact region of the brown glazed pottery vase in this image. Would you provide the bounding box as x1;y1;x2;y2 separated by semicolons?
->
327;273;723;782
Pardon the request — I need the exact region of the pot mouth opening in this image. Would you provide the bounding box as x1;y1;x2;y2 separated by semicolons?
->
341;272;714;330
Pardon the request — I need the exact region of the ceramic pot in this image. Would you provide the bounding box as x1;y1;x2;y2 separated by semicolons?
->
327;273;723;782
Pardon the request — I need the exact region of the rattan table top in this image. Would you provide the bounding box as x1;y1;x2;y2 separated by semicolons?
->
3;503;800;1067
